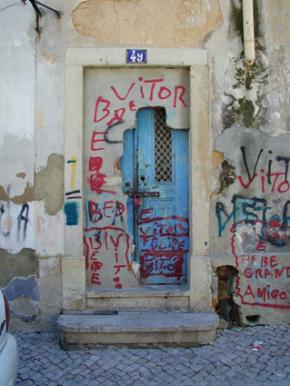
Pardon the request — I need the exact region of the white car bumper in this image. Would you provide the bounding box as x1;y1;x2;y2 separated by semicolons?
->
0;333;18;386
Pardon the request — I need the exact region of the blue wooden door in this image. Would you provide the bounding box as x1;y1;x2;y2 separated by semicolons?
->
121;108;189;284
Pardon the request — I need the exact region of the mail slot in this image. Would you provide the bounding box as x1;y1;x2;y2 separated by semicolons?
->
125;191;160;198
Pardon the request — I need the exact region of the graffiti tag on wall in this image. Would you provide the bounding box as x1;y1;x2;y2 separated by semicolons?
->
0;200;34;252
64;156;82;226
138;209;189;281
232;228;290;309
215;129;290;310
84;226;131;288
93;76;187;128
83;69;189;289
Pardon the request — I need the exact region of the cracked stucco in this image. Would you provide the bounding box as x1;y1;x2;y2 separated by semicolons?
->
71;0;222;47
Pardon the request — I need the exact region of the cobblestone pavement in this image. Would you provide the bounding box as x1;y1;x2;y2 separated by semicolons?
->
14;324;290;386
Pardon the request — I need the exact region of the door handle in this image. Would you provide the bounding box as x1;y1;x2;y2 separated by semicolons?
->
124;191;160;198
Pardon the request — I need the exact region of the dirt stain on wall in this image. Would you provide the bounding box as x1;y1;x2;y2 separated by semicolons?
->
0;248;38;287
0;153;64;216
34;153;64;215
71;0;222;47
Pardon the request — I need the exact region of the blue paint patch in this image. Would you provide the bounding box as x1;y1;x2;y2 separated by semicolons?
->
64;201;79;226
2;275;39;302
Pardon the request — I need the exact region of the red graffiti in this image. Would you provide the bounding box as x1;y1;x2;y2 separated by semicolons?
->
106;107;126;127
237;171;290;193
138;211;189;243
94;96;111;123
140;251;183;279
91;272;102;285
111;82;135;101
138;210;189;280
232;223;290;309
84;226;131;288
242;284;289;304
88;156;115;195
89;156;103;170
91;131;106;151
93;76;188;126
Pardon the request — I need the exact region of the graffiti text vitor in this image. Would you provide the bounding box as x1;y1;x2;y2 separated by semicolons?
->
237;146;290;193
94;76;187;128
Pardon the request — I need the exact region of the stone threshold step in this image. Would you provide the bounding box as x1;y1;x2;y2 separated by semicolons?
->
86;285;189;298
57;311;219;348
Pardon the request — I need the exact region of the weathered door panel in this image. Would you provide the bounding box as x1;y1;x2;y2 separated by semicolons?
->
121;107;189;284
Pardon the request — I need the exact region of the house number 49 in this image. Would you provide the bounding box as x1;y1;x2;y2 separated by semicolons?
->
126;49;147;64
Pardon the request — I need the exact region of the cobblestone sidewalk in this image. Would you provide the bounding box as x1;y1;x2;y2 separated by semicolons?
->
15;324;290;386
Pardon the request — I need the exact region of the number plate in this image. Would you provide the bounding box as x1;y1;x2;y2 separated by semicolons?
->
126;49;147;64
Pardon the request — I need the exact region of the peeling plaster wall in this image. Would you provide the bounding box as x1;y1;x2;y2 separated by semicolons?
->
0;1;64;319
71;0;222;47
1;0;290;323
208;1;290;324
0;2;38;317
0;3;35;254
212;128;290;323
261;0;290;136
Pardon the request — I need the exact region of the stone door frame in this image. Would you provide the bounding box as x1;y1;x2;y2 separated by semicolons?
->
62;48;211;311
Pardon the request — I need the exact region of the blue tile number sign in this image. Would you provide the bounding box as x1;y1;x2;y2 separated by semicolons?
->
126;49;147;64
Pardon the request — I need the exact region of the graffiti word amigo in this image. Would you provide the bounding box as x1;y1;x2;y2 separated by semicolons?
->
235;251;290;309
231;221;290;309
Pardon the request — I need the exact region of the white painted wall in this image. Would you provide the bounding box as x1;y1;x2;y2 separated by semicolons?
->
0;1;35;253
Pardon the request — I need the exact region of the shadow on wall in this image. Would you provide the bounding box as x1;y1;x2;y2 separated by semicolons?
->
215;265;242;327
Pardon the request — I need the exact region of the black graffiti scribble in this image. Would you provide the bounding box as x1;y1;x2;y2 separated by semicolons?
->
276;156;290;180
0;320;6;336
104;120;124;144
240;146;264;181
17;203;29;241
0;203;10;237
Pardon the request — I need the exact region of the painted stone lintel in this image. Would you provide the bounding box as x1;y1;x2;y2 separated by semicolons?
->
65;48;208;66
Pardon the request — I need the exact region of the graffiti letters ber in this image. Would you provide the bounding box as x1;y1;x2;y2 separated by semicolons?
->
216;143;290;309
83;72;189;288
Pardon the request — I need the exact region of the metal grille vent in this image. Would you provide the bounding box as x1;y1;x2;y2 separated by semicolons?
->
155;109;172;182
